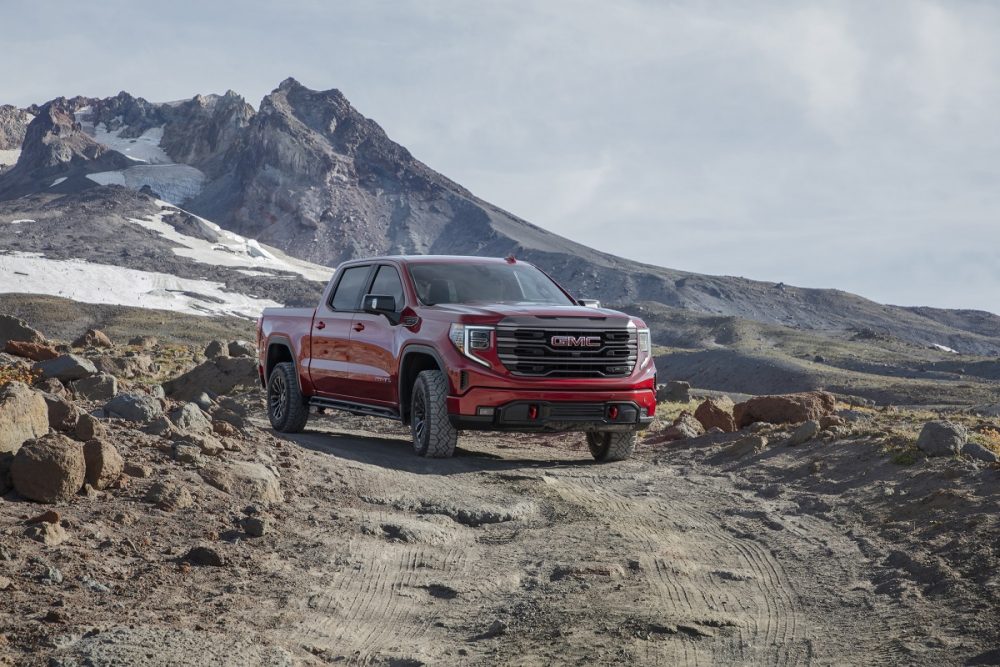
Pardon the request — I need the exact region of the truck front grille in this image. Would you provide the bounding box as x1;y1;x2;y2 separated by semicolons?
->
496;327;637;378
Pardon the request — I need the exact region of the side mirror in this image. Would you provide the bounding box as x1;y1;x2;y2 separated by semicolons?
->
362;294;399;322
577;299;602;308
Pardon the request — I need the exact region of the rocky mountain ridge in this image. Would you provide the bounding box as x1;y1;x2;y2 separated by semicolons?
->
1;80;999;357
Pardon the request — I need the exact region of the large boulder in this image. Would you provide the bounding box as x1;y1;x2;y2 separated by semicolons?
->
204;340;228;359
652;411;705;443
169;402;213;434
0;382;49;454
0;314;44;348
163;357;258;401
70;373;118;401
104;393;163;423
694;397;736;432
733;391;836;428
10;434;85;503
34;354;98;382
71;329;112;348
228;340;256;357
200;461;283;504
963;441;999;463
42;392;81;432
4;340;58;361
82;439;123;490
916;421;967;457
656;381;691;403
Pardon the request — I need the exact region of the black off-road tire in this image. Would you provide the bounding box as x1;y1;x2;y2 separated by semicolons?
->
267;361;309;433
411;370;458;458
587;431;637;462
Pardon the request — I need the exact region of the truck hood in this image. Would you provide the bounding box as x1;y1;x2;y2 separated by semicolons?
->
426;303;636;325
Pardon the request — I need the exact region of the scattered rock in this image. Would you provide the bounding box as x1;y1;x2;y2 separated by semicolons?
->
25;522;69;546
722;435;768;458
0;382;50;454
4;340;58;361
228;340;256;357
173;444;203;464
916;421;967;457
145;481;193;511
72;329;112;349
34;377;67;397
656;380;691;403
34;354;98;382
128;335;159;349
694;397;736;432
10;433;86;503
0;314;44;347
169;402;213;434
787;420;821;446
25;509;60;524
163;357;257;401
104;393;163;423
174;433;224;456
480;619;508;639
74;414;106;442
962;441;999;463
200;461;283;504
71;373;118;401
733;391;836;428
657;411;705;442
213;420;239;437
123;462;153;478
83;439;123;490
239;516;268;537
820;415;846;430
183;545;225;566
42;392;81;432
193;392;215;411
204;340;228;359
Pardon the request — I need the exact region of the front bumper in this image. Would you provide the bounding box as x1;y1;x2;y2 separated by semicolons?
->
447;388;656;433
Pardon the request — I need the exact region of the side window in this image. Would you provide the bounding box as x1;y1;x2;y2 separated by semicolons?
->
330;265;371;311
369;265;405;308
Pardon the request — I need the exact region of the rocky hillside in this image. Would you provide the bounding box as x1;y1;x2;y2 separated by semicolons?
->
1;80;999;357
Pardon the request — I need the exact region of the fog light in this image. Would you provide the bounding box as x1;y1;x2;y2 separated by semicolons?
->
528;405;539;420
477;407;495;416
609;405;619;420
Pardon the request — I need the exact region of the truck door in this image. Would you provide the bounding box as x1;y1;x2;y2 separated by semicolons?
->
309;264;373;398
345;264;405;406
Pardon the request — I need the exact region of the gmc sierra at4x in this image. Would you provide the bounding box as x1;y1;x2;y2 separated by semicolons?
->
256;255;657;461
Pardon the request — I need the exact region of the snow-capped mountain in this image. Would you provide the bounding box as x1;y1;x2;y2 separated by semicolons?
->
1;80;999;354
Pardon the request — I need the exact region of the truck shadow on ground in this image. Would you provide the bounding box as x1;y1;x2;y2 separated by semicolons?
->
270;425;589;476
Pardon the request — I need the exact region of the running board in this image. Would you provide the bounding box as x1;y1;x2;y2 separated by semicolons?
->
309;397;400;420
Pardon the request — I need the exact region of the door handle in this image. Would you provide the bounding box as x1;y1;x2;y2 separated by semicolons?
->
353;322;365;332
315;321;326;330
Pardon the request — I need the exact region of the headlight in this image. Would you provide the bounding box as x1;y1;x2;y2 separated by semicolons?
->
449;324;493;367
637;328;652;367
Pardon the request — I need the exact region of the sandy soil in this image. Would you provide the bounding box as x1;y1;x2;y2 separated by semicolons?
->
2;410;998;666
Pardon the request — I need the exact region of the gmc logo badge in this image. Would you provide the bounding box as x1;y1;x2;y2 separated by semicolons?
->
550;335;601;347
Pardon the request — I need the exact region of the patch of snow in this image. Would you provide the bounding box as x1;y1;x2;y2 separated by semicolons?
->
0;149;20;166
0;252;280;319
92;125;171;164
9;219;34;225
87;164;206;204
125;201;332;283
87;171;127;186
50;177;67;187
931;343;958;354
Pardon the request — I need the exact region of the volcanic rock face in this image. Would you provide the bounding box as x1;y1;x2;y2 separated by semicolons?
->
0;104;33;151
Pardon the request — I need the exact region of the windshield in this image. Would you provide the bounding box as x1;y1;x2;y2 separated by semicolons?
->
409;262;575;306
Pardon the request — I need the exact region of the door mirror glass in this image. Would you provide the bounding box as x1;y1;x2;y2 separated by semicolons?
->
363;294;397;316
578;298;602;308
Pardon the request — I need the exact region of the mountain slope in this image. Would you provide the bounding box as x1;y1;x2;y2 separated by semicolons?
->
1;80;998;356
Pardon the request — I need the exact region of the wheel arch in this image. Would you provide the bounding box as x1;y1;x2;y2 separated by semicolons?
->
398;345;446;424
264;336;296;386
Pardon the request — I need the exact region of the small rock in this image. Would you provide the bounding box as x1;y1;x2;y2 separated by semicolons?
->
25;522;69;546
74;414;106;442
694;397;736;432
123;462;153;478
213;420;239;437
656;411;705;442
33;354;98;382
145;481;193;511
820;415;846;430
25;510;60;525
149;384;166;400
228;340;256;357
787;420;821;446
656;380;691;403
72;329;112;349
204;340;228;359
104;393;163;423
723;435;768;458
916;421;967;457
200;461;283;504
183;545;225;567
0;576;11;590
193;392;215;411
239;516;268;537
169;402;213;434
83;439;124;490
962;441;999;463
11;433;86;503
128;335;158;349
0;314;44;348
80;575;111;593
733;391;836;428
71;373;118;401
482;619;508;638
0;381;50;454
42;392;81;432
173;444;203;464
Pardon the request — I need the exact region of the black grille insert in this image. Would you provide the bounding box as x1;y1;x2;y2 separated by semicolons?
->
497;327;637;378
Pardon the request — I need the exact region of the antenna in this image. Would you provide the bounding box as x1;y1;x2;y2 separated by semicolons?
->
505;254;516;264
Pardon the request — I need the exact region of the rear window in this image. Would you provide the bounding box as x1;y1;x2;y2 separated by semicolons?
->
408;262;573;306
330;265;371;310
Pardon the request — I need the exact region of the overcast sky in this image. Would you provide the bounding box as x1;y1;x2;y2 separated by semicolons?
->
5;0;1000;314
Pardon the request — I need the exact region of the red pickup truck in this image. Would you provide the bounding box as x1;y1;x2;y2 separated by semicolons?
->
256;255;656;461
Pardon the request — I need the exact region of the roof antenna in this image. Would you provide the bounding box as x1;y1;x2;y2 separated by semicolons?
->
505;253;516;264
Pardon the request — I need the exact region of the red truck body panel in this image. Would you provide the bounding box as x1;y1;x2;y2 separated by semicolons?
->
258;255;656;433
